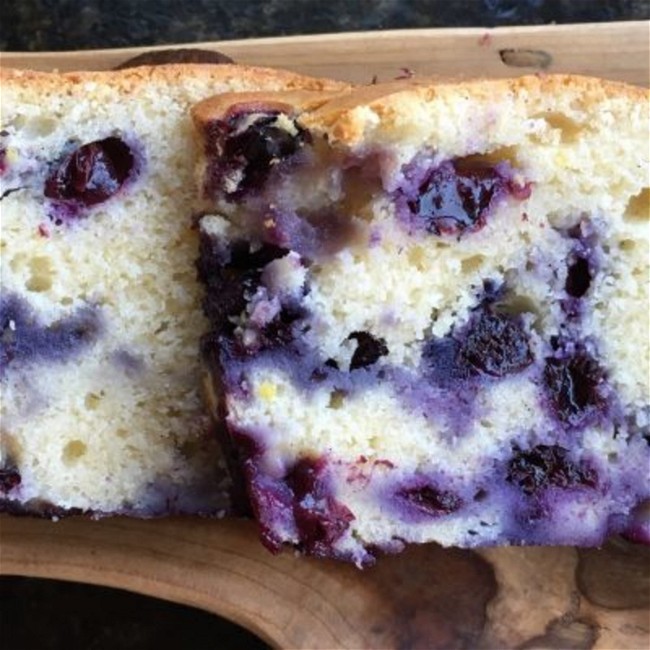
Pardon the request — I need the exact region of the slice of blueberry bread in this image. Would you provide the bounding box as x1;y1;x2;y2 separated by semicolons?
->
194;76;650;564
0;65;346;515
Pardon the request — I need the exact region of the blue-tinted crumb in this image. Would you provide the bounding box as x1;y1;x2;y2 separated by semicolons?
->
0;293;102;375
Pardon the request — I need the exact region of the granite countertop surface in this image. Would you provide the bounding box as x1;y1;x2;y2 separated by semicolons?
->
1;0;648;51
1;1;648;649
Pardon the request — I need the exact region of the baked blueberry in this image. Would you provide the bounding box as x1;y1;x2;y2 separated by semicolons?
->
398;158;530;237
348;331;389;370
544;351;606;427
203;110;309;199
460;309;532;377
565;256;592;298
507;445;597;495
44;137;134;207
396;483;463;516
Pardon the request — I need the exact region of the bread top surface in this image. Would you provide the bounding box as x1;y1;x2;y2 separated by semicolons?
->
0;63;347;88
191;74;648;149
191;88;347;126
306;74;648;145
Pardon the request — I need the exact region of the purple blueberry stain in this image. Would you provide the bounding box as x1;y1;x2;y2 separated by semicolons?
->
507;444;598;495
111;349;144;377
259;207;357;260
259;303;309;351
44;137;135;212
421;336;474;385
0;130;8;177
395;157;531;237
0;293;102;375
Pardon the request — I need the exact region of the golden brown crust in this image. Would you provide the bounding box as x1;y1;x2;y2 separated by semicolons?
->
305;73;647;118
191;89;347;127
186;73;647;148
301;74;649;145
0;63;349;95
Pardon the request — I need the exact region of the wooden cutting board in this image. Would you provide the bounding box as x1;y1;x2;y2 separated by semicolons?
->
2;21;649;86
2;517;649;649
1;21;649;650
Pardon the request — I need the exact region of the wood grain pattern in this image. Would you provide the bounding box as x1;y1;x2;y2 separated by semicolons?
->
1;516;648;649
1;21;649;87
1;22;649;649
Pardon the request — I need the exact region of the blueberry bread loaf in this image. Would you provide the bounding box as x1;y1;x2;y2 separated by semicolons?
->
194;76;650;564
0;65;346;515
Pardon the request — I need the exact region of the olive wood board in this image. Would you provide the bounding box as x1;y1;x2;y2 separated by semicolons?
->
1;516;649;649
1;21;650;650
1;21;649;87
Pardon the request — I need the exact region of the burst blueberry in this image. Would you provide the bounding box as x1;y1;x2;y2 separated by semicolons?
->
197;236;288;335
204;110;308;199
403;160;519;236
285;457;355;556
422;306;532;384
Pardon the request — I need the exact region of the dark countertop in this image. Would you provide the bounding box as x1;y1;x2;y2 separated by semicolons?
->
1;0;648;51
1;576;269;650
2;2;648;649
